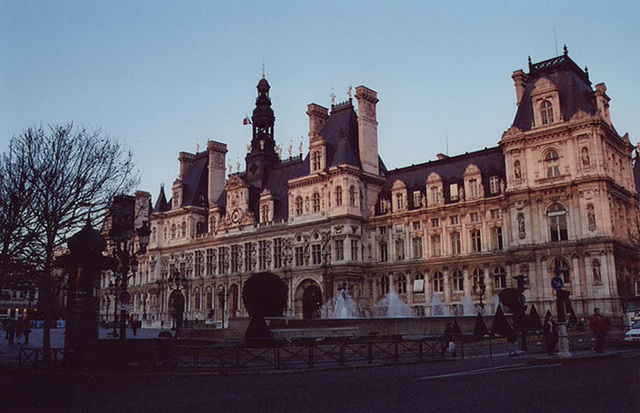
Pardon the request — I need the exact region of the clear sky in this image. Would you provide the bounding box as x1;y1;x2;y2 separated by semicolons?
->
2;1;639;203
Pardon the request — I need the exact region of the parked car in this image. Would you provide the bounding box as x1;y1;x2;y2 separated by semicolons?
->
624;321;640;343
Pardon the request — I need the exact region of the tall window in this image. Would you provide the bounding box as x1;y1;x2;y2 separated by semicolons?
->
312;192;320;212
295;246;304;267
452;269;464;292
351;240;358;261
545;150;561;177
548;203;568;241
194;250;204;277
193;288;201;310
231;245;241;273
218;246;227;274
312;244;322;265
258;240;268;271
472;268;483;290
335;186;343;206
471;229;482;252
349;186;357;206
469;179;480;198
381;275;390;295
430;186;441;204
273;238;283;269
397;274;407;294
412;237;423;258
206;248;215;276
451;232;461;255
493;266;506;289
491;227;503;250
541;100;554;125
413;191;422;208
244;243;254;272
489;176;500;194
396;193;404;210
295;196;303;215
261;204;269;223
431;234;441;257
433;271;444;293
334;239;344;261
395;239;405;261
312;150;321;171
380;242;388;262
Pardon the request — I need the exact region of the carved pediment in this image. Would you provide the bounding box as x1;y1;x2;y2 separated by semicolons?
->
531;78;558;96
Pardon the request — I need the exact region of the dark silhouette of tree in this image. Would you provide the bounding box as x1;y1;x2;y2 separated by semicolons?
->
527;304;543;331
491;306;510;337
473;313;488;339
1;124;138;359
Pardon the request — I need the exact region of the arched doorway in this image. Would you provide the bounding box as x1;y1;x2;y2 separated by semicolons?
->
168;289;185;330
229;284;239;317
302;285;323;319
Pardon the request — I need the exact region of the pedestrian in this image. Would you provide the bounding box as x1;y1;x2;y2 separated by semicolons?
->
543;315;558;356
6;319;16;345
444;322;456;357
589;307;608;353
22;317;31;345
16;317;24;344
506;319;519;356
132;319;139;336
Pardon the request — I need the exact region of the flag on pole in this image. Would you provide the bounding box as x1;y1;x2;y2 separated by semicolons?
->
243;115;252;125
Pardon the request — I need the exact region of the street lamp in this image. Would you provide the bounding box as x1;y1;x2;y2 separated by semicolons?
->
108;219;151;341
473;277;486;313
168;268;187;330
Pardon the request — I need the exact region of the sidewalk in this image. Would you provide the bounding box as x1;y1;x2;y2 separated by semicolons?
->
0;327;168;370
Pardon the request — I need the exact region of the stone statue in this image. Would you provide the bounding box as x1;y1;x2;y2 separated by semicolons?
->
587;204;596;231
517;213;526;239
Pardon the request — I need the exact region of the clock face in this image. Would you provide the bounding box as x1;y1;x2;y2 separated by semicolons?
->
231;209;240;223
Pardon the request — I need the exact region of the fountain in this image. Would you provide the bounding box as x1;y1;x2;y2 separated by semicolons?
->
431;294;448;316
317;289;361;318
372;291;416;318
491;295;501;314
461;295;475;315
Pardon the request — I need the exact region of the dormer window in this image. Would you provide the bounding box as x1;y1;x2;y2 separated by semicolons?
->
261;205;269;223
545;150;561;178
413;191;422;208
335;186;343;206
540;100;554;125
312;192;321;212
396;193;404;211
429;186;441;204
295;196;303;216
489;176;500;194
311;150;322;172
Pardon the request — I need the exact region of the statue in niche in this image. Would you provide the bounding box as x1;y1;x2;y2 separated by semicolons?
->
592;261;602;283
581;147;591;167
514;161;522;180
458;186;464;201
517;213;526;239
587;204;597;231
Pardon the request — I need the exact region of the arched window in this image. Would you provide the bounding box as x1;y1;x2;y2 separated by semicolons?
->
181;221;187;238
544;150;561;178
397;274;407;294
493;266;506;289
541;100;554;125
433;271;444;293
295;196;303;216
452;270;464;292
349;186;357;206
548;203;568;241
592;259;602;283
335;186;343;206
554;258;571;284
193;287;201;310
312;192;321;212
414;272;425;293
380;275;390;295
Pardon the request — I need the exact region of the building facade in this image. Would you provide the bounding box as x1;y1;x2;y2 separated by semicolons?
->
101;50;640;327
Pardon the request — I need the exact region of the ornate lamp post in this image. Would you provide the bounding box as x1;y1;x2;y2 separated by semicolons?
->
168;268;187;330
473;277;486;313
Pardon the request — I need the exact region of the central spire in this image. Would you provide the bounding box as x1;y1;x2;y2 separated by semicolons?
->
245;77;279;188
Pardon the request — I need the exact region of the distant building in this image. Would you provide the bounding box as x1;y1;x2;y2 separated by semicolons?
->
101;49;640;327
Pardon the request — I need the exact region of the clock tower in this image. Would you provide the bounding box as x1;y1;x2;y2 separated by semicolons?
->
245;77;280;188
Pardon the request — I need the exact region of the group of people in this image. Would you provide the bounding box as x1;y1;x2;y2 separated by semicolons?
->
444;307;610;358
1;316;32;345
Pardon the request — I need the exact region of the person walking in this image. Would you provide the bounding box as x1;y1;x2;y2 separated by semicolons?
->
506;319;519;356
543;315;559;356
6;319;16;345
444;322;456;358
589;307;608;353
22;317;31;345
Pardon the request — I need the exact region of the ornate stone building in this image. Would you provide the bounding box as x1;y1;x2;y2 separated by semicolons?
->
102;49;640;327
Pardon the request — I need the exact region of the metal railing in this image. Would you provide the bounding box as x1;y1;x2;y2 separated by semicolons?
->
18;348;65;370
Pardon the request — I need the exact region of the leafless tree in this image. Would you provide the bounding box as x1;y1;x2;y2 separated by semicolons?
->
3;124;139;358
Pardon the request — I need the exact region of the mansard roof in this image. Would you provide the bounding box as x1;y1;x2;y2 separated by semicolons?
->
180;153;209;208
378;146;505;208
512;51;596;132
321;101;361;169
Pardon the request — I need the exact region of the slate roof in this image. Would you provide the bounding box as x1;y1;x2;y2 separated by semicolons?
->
153;185;171;213
180;153;209;208
377;146;505;211
512;53;596;132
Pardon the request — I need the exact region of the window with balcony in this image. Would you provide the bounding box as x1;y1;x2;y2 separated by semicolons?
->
541;100;554;125
548;203;568;241
545;150;561;178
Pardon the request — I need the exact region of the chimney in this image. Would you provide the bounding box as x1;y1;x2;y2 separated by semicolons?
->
512;70;528;107
307;103;329;141
595;83;611;126
207;140;227;206
178;152;196;180
355;85;380;175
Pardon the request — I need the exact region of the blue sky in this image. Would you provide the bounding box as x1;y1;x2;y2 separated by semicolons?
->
2;1;639;201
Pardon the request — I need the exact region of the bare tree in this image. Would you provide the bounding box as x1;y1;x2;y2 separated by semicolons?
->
4;124;139;358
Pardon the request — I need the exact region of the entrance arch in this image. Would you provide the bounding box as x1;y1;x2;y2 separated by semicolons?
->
302;285;323;319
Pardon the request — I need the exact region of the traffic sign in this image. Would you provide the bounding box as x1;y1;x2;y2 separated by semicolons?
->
120;291;131;304
551;276;564;291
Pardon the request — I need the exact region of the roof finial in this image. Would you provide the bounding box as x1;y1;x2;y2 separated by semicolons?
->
347;85;352;100
330;86;336;107
262;57;265;79
563;44;568;56
528;55;532;68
